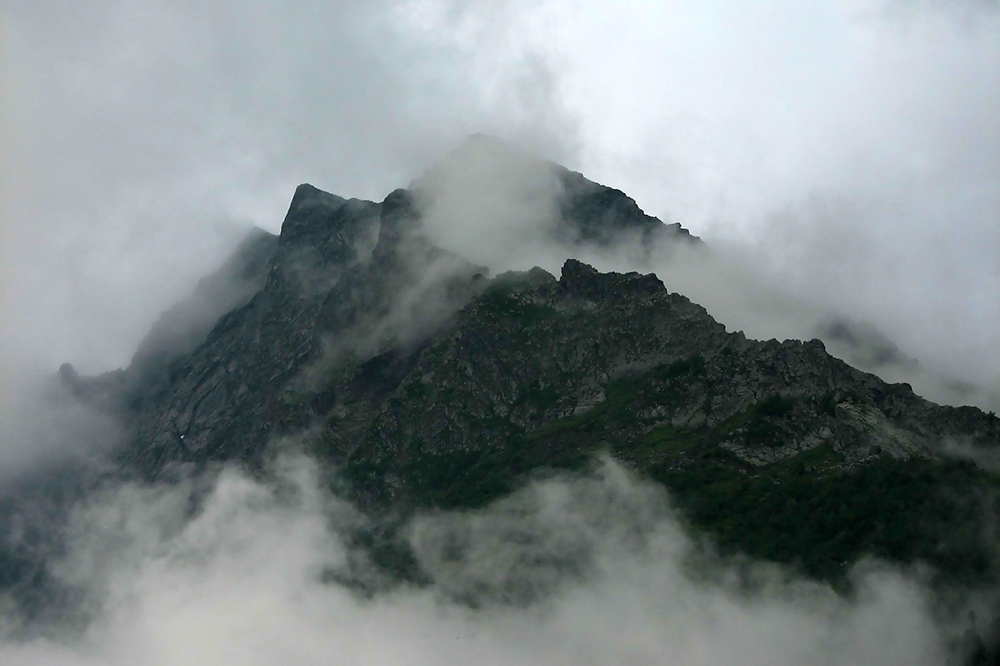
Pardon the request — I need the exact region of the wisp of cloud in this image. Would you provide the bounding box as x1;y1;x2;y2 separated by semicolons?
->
0;455;956;665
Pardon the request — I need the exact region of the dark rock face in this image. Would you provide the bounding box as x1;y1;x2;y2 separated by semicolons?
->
556;166;696;248
113;185;487;477
47;144;1000;595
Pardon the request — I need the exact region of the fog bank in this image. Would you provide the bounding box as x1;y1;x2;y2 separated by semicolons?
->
0;456;956;665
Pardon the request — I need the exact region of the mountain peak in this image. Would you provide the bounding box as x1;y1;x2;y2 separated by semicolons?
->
414;135;700;254
560;258;666;300
279;184;350;245
29;139;1000;650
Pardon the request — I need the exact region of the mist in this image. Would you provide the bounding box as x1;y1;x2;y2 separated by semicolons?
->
1;1;999;662
0;455;961;665
409;136;1000;411
4;0;994;410
0;0;554;378
2;0;997;382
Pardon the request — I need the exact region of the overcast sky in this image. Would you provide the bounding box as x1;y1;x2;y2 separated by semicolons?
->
2;0;998;389
1;4;998;661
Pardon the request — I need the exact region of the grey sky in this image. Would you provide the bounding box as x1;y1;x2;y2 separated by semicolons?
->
1;0;998;390
0;4;998;660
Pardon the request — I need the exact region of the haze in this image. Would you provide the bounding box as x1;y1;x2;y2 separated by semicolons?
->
2;0;997;384
0;2;998;663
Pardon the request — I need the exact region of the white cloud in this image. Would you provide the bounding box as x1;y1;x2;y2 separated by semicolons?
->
0;7;998;658
3;0;997;388
0;456;956;665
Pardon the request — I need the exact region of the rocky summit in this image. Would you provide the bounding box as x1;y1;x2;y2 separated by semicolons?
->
8;140;1000;650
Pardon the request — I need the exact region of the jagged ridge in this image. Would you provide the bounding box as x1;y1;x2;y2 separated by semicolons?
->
51;149;1000;588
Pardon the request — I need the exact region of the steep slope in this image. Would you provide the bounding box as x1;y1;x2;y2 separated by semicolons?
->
50;149;1000;593
339;258;997;581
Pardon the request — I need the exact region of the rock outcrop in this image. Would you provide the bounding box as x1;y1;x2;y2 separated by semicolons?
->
47;140;1000;590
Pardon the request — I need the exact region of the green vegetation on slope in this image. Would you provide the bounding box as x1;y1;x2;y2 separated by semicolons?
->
341;353;1000;588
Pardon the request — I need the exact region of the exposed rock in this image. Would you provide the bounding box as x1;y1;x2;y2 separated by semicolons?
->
43;145;1000;597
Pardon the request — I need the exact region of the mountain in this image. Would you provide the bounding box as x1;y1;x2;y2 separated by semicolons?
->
415;134;698;251
6;138;1000;656
57;138;998;574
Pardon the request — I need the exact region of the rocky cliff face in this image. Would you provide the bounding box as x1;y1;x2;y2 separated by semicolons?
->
42;140;1000;593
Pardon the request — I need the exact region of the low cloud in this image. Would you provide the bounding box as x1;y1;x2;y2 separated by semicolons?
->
408;137;1000;412
939;438;1000;473
0;374;125;486
0;455;967;665
1;3;997;661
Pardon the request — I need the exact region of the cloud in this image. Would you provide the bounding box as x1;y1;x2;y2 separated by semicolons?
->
0;0;574;379
3;0;998;402
0;455;961;665
0;373;125;486
412;136;567;272
0;0;576;477
0;5;997;660
404;136;999;412
938;438;1000;472
531;0;1000;389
